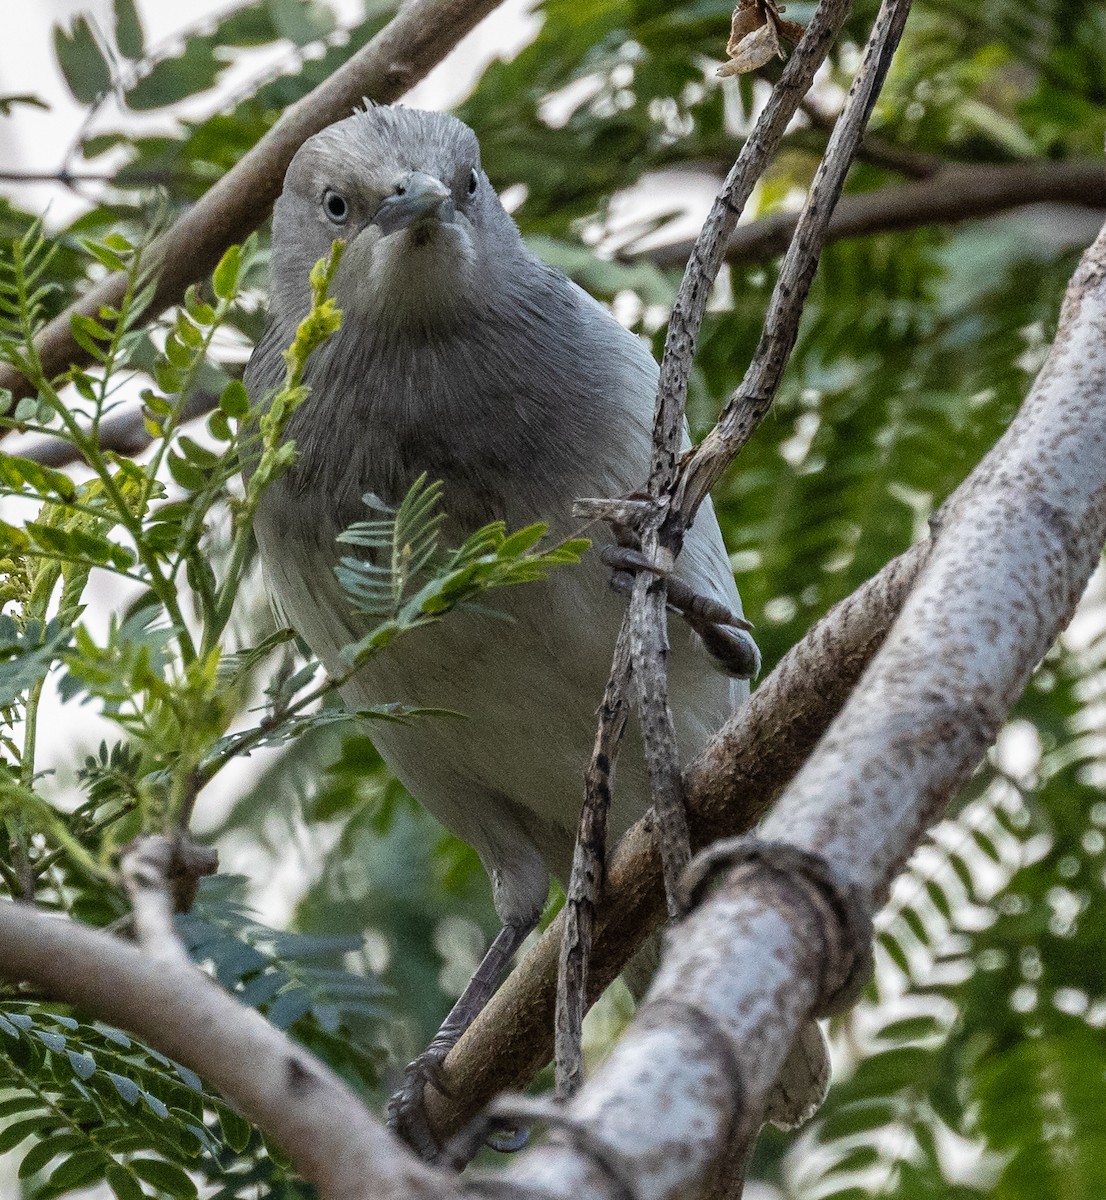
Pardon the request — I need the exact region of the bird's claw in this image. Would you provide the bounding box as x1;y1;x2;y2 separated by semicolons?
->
600;545;760;679
386;1049;451;1162
483;1120;531;1153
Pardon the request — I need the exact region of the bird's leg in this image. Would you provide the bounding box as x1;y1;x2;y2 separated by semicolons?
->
600;544;761;679
387;917;536;1161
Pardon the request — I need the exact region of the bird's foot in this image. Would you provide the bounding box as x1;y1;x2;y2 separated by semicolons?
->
387;1047;451;1162
600;545;761;679
387;1048;531;1164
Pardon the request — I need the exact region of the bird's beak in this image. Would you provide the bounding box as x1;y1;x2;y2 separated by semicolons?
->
371;172;455;236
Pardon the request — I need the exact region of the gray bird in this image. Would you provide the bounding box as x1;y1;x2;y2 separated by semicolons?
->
245;105;824;1155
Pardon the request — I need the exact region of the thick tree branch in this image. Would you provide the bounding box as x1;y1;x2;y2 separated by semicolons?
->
759;216;1106;901
644;158;1106;269
652;214;1106;1158
449;210;1106;1198
0;902;450;1200
0;0;507;406
425;540;928;1140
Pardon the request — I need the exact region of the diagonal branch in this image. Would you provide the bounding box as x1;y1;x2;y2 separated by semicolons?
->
556;0;860;1101
674;0;915;524
0;538;927;1194
426;539;928;1141
0;901;452;1200
0;0;508;407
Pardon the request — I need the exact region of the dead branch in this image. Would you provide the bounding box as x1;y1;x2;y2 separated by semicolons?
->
555;0;860;1108
674;0;914;523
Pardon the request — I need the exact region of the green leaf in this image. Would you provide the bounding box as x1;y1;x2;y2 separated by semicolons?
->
216;1104;252;1154
267;0;337;45
18;1133;89;1179
124;39;222;111
211;244;242;301
82;238;128;273
105;1164;145;1200
42;1148;107;1196
53;17;111;104
33;1028;66;1052
0;1095;43;1119
106;1071;141;1104
70;313;114;362
167;450;210;492
26;522;135;570
129;1156;199;1198
219;378;249;418
177;436;218;468
0;455;77;502
183;286;215;326
113;0;145;58
0;94;49;116
0;1114;55;1153
66;1047;97;1079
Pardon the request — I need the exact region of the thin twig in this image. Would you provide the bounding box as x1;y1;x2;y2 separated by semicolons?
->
555;0;917;1151
675;0;916;522
557;0;858;1104
0;169;192;189
650;0;857;492
635;0;859;913
555;629;631;1100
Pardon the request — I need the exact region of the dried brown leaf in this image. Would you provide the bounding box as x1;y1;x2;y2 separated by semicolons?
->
726;1;764;54
718;19;782;77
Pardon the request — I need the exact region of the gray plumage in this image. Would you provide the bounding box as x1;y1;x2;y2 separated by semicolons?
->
246;105;750;927
246;106;824;1129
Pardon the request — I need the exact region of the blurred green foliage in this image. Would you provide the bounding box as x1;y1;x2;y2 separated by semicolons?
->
0;0;1104;1195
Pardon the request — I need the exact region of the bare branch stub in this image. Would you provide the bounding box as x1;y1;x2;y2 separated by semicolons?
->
120;835;216;967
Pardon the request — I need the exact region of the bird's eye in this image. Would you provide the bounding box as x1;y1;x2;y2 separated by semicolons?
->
322;189;349;225
467;169;479;196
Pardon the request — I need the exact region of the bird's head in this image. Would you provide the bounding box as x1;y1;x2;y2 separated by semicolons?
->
271;106;523;329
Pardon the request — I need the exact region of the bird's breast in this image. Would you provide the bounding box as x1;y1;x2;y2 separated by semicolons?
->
277;304;645;539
